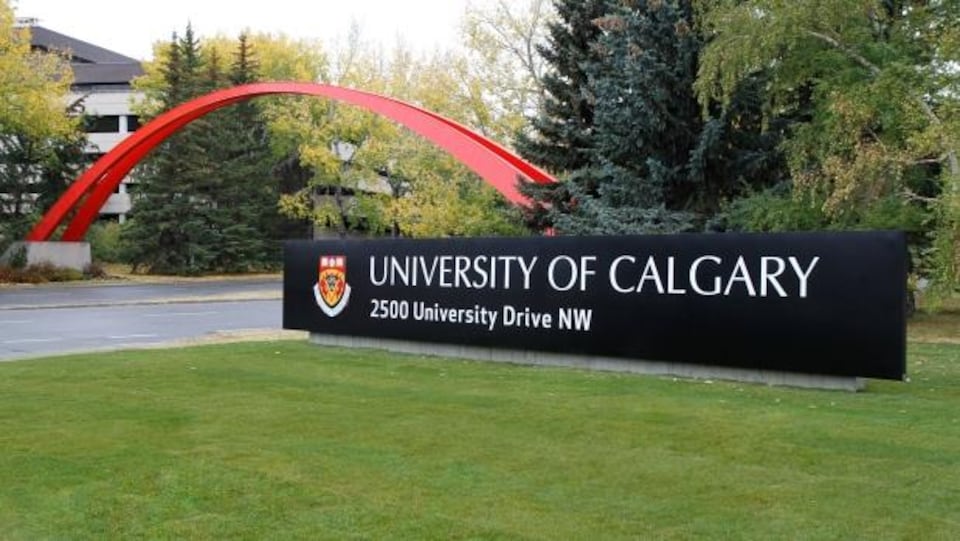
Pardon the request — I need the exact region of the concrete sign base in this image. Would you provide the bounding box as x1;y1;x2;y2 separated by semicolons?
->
309;333;866;392
1;242;91;271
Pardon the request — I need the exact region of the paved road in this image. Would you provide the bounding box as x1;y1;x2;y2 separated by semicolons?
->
0;280;286;361
0;299;283;361
0;278;281;309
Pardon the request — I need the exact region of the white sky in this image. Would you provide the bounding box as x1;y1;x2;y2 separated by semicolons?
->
13;0;475;60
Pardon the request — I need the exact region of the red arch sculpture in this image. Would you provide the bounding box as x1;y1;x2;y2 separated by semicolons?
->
27;82;556;242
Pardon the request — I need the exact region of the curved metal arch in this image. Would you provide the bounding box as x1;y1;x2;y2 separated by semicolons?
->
28;82;555;242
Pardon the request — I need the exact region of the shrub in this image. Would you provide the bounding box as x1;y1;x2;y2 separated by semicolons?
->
87;221;127;263
0;263;84;284
721;186;829;232
83;262;108;279
7;244;28;269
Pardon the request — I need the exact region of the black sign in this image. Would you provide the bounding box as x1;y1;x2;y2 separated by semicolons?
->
284;232;907;380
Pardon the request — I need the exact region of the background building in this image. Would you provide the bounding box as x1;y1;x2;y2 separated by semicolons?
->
26;20;144;222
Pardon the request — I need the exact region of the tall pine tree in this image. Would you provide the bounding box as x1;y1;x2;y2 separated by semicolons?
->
210;34;280;271
516;0;607;172
560;0;701;234
123;28;295;274
515;0;608;230
520;0;788;234
123;26;219;274
0;116;86;249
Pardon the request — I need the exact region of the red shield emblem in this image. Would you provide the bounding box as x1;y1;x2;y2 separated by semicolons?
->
313;255;351;317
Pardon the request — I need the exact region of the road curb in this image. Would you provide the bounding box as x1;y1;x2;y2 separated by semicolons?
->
1;328;307;363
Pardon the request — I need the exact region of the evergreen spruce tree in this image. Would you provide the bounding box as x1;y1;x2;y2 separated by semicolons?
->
515;0;608;230
521;0;788;234
0;118;86;248
687;73;792;229
558;0;701;234
516;0;607;172
211;34;279;271
123;26;218;274
124;28;295;273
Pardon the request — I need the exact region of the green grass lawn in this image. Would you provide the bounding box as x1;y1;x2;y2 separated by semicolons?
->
1;340;959;540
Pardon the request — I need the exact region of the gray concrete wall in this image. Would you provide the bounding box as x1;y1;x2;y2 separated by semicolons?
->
1;242;91;271
309;333;865;392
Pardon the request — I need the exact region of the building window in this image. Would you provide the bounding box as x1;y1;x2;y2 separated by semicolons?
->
85;115;121;133
127;115;141;132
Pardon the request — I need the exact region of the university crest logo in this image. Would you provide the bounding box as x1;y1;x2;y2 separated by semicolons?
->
313;255;352;317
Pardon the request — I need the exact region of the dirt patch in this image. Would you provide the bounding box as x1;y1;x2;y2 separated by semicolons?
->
908;310;960;344
170;328;308;347
97;264;281;284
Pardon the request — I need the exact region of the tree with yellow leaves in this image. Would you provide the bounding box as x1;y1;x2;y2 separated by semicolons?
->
272;28;526;238
1;1;84;250
696;0;960;297
0;1;75;138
